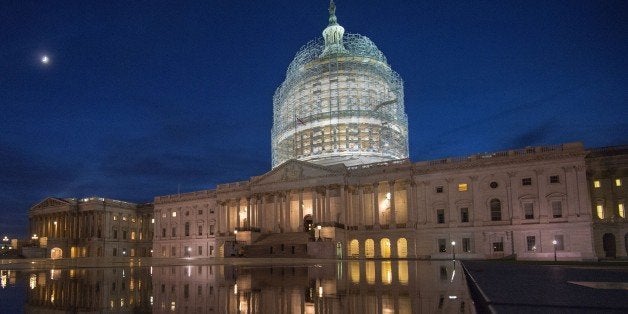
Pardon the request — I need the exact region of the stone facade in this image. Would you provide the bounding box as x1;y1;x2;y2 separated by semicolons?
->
150;142;616;261
28;197;153;258
586;146;628;258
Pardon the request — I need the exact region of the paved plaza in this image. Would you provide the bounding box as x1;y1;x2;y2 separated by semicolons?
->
462;260;628;313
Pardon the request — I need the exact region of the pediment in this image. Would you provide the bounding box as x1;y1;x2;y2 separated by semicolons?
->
250;159;344;185
31;197;71;211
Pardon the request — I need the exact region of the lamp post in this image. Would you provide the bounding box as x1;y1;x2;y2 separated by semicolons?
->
451;241;456;260
552;239;557;262
317;225;322;241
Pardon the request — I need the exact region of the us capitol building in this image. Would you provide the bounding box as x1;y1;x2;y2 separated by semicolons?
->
28;1;627;261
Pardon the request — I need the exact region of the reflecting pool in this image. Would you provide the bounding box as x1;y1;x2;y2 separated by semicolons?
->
0;260;474;313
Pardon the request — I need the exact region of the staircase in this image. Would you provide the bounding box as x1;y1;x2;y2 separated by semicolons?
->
242;232;312;258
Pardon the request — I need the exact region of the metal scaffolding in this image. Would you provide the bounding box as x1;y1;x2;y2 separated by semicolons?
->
271;3;409;168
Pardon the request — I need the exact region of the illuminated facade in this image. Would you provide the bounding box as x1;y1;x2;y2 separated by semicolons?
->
28;197;154;259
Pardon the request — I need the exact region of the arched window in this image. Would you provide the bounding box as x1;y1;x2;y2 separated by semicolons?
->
365;239;375;258
348;239;360;258
185;222;190;236
380;238;391;258
490;199;502;221
397;238;408;258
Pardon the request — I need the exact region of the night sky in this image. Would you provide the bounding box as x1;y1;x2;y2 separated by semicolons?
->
1;0;626;236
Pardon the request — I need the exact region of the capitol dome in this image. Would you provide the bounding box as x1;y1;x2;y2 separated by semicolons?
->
271;1;409;168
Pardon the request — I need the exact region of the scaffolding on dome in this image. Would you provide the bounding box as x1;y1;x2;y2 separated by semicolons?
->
271;33;409;168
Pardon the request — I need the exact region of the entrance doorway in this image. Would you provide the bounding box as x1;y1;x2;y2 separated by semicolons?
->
603;233;616;258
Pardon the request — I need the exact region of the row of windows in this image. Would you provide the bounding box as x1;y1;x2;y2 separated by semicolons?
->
525;235;564;251
435;199;563;223
436;175;563;194
437;238;472;253
161;245;215;257
161;224;215;238
593;178;623;188
159;209;215;218
596;202;625;219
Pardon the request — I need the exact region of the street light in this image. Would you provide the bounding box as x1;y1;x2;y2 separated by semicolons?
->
552;239;558;261
317;225;322;241
451;241;456;260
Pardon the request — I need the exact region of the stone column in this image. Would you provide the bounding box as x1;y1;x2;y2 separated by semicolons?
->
407;180;416;227
340;185;346;226
358;186;365;229
298;189;304;230
226;202;231;234
246;197;251;229
273;194;279;232
325;186;331;223
286;192;292;231
312;189;319;224
260;195;265;231
373;183;380;229
236;198;242;229
389;180;396;229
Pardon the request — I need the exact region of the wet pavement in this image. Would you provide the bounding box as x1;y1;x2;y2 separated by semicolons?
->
462;260;628;313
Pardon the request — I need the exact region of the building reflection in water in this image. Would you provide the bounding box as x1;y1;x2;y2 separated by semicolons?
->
20;261;473;313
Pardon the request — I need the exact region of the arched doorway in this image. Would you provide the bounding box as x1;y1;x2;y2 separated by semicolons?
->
365;239;375;258
50;247;62;259
397;238;408;258
603;233;616;258
348;239;360;258
380;238;391;258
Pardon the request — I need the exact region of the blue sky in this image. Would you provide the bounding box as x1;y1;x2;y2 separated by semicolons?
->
1;0;626;236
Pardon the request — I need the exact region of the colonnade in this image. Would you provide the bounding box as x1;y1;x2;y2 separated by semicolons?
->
216;180;416;234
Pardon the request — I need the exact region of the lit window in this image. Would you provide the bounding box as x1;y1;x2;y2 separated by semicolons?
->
172;212;177;217
594;180;601;188
161;212;166;218
151;218;155;224
618;203;625;218
131;218;136;223
122;216;127;221
113;216;117;221
596;204;604;219
131;231;136;240
616;179;622;187
458;183;468;192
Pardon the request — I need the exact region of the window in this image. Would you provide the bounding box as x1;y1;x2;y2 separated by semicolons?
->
209;225;215;235
526;236;536;251
185;222;190;236
198;209;203;215
113;229;118;239
185;211;189;216
438;239;447;252
162;212;166;218
616;179;622;187
198;246;203;255
113;248;117;256
554;235;564;250
462;238;471;252
171;246;176;256
210;245;214;256
151;218;155;224
522;178;532;186
172;211;177;217
619;203;625;218
596;204;604;219
490;181;499;189
122;230;127;240
172;227;176;237
493;241;504;252
210;208;215;214
593;180;601;188
435;186;444;193
439;266;447;281
460;208;469;223
490;199;502;221
130;231;135;240
524;203;534;219
437;209;445;224
162;228;166;238
131;218;136;223
198;225;203;236
122;216;127;221
549;175;560;183
113;215;118;221
458;183;468;192
551;201;563;218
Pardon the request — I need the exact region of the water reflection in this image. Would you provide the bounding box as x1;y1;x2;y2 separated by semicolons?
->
5;260;473;313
